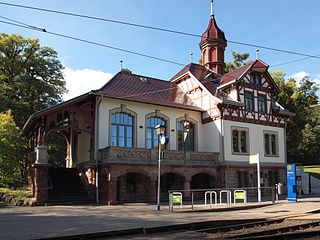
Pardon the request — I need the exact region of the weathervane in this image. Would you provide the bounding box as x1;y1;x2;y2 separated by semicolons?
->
211;0;214;17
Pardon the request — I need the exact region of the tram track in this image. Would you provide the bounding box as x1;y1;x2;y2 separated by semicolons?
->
35;212;320;239
200;218;320;239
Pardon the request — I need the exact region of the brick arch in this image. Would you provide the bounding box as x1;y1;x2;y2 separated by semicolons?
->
190;169;217;178
111;167;153;181
191;172;216;189
117;171;151;203
160;168;188;181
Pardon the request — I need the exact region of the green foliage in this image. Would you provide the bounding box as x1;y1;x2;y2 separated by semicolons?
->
0;111;27;187
0;33;67;128
47;132;67;168
303;165;320;180
0;33;68;186
225;51;251;73
270;70;320;164
0;187;32;200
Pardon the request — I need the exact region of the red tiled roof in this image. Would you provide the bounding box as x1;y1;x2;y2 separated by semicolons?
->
220;59;270;87
200;15;227;45
220;62;254;86
95;70;204;111
170;63;220;95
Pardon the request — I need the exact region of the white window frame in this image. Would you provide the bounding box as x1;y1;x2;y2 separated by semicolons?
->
231;126;249;155
264;131;279;157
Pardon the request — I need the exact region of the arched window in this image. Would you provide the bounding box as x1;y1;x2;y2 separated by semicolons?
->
178;121;194;151
146;117;166;149
111;113;133;147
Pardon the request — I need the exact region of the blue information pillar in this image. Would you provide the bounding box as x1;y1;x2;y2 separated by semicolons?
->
287;164;297;202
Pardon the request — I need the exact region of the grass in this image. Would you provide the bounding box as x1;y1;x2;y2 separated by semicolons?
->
0;187;32;201
304;165;320;180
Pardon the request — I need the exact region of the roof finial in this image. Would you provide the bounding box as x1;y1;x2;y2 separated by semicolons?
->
120;60;123;71
256;49;259;60
211;0;214;17
190;53;193;63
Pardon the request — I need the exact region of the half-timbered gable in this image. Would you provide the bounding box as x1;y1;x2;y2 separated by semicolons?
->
170;63;223;122
218;60;293;128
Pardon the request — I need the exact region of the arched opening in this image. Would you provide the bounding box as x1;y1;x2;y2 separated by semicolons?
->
160;173;184;193
117;172;150;203
46;131;68;168
191;173;215;189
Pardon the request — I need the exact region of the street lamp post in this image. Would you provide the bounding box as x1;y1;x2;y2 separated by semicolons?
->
155;124;166;211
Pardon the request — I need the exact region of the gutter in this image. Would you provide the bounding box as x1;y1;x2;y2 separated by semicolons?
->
95;94;103;204
221;99;244;107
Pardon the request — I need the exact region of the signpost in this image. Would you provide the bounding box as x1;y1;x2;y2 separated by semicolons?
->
287;164;297;202
250;153;261;203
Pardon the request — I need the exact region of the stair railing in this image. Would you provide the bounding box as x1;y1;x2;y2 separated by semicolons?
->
77;167;90;186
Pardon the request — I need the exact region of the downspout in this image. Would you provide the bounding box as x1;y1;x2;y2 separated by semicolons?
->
95;94;103;204
221;106;227;187
284;120;287;165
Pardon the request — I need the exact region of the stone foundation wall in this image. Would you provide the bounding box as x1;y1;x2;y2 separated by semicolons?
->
96;163;286;205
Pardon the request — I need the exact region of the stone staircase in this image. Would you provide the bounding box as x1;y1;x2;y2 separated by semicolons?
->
48;168;93;205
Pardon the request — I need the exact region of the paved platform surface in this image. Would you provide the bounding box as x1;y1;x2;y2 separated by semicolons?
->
1;198;320;240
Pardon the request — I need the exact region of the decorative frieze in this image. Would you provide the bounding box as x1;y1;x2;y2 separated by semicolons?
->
99;146;219;166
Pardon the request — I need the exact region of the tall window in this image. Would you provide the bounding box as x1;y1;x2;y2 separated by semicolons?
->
232;127;249;154
245;92;254;112
147;117;166;149
178;121;194;151
111;113;133;147
258;95;267;113
264;131;278;156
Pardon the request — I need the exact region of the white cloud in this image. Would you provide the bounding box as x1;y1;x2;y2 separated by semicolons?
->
288;71;309;86
314;74;320;85
62;68;112;101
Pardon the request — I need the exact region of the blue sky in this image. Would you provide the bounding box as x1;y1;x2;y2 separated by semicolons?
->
1;0;320;100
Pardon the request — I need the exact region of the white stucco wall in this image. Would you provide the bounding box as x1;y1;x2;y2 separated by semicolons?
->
76;114;90;164
223;120;285;164
199;120;220;152
97;97;220;152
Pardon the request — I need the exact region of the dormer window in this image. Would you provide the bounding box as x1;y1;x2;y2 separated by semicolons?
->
250;73;261;85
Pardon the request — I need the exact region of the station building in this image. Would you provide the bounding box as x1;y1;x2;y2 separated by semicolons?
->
23;7;293;205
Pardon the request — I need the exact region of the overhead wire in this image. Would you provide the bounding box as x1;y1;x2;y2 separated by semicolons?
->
0;15;316;100
0;16;240;100
1;1;320;60
0;19;185;67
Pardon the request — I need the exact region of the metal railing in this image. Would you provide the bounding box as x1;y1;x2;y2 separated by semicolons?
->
169;186;278;211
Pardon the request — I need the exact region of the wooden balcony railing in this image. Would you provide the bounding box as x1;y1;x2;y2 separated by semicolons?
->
99;146;219;166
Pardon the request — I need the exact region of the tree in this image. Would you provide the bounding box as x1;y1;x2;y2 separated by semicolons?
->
225;51;251;73
0;33;68;178
0;110;26;187
270;70;320;164
0;33;67;128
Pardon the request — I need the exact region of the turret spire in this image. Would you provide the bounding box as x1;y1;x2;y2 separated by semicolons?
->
199;1;227;75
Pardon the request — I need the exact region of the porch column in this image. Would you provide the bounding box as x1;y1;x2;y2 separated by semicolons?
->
184;177;191;201
107;179;118;205
33;163;49;205
148;179;157;203
99;170;108;204
33;144;49;205
184;178;191;191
